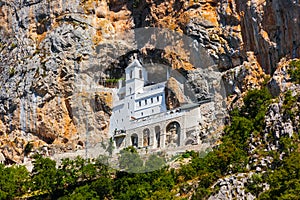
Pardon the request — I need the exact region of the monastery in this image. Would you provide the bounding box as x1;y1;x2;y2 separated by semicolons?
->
109;59;204;150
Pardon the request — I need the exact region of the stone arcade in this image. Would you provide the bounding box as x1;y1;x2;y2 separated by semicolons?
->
109;59;203;150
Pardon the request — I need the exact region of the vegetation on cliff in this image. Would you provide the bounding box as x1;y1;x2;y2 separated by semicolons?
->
288;60;300;84
0;0;299;198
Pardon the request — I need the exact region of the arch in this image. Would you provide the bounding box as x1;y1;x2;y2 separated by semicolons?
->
166;121;181;147
143;128;150;147
154;126;161;148
115;136;125;148
185;139;195;145
131;133;138;147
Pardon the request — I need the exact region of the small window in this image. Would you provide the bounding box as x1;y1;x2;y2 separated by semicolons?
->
152;109;154;113
139;70;142;79
139;101;141;107
129;87;132;94
122;119;123;122
128;103;129;109
145;99;147;105
130;70;133;79
157;96;159;101
151;98;153;103
141;112;143;116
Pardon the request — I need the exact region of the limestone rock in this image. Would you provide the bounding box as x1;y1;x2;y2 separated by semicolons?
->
0;0;299;171
267;58;296;96
246;58;300;173
236;0;300;73
208;173;256;200
223;52;267;109
165;77;186;110
0;152;5;164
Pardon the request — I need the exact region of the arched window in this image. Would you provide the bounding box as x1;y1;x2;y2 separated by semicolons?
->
143;128;150;146
166;121;181;147
155;126;160;148
131;134;138;147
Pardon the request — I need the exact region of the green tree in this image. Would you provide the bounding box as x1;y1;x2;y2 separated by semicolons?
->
58;157;80;191
91;176;113;199
242;87;272;128
59;184;99;200
0;164;29;199
145;154;165;172
224;116;254;149
31;154;59;196
118;146;144;173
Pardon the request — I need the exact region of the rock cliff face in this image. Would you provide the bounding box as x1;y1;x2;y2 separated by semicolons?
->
0;0;299;166
208;58;300;200
165;77;187;110
237;0;300;74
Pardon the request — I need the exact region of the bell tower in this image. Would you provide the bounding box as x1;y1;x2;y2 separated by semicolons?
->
125;59;148;96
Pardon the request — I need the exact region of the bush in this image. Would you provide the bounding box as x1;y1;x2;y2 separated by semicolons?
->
282;90;298;121
259;150;300;199
0;164;29;199
181;150;198;159
288;59;300;84
24;142;33;156
242;87;272;121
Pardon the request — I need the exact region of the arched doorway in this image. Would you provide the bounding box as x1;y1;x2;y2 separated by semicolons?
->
155;126;161;148
166;121;181;147
131;134;138;147
143;128;150;147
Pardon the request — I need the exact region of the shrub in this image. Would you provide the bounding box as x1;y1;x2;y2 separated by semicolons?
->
288;60;300;84
24;142;33;156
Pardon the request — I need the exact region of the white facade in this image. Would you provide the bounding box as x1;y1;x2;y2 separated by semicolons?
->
109;59;202;150
110;59;167;132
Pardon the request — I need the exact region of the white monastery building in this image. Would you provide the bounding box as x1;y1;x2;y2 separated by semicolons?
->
109;59;203;150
